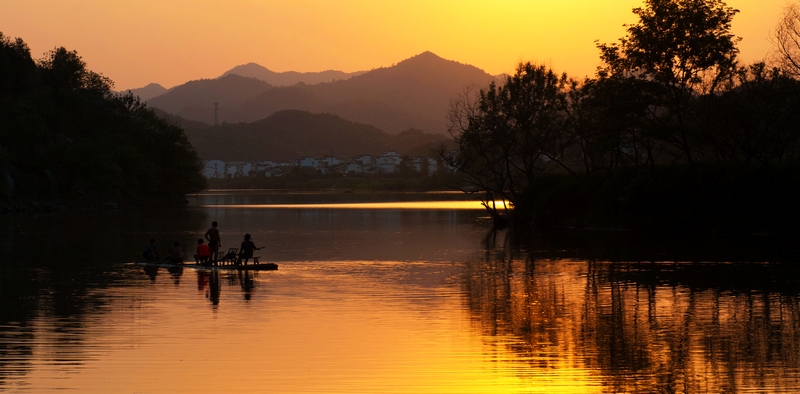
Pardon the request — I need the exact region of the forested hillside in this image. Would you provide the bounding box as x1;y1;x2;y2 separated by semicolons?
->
147;74;275;124
0;33;206;205
179;110;452;162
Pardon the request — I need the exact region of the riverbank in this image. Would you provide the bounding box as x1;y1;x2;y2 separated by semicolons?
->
506;164;800;235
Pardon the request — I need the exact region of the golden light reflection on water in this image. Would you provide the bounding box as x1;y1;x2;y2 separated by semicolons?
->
199;200;510;210
5;257;800;393
4;193;799;393
8;261;600;393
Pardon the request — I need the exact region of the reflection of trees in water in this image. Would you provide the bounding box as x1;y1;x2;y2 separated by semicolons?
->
0;265;144;388
465;230;800;392
0;326;34;389
0;208;207;387
0;268;37;389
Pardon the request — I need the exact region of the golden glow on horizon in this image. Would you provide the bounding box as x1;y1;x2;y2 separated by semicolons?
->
0;0;786;90
199;200;511;210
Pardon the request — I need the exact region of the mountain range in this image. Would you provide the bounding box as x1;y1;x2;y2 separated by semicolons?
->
221;63;365;86
163;109;453;162
145;52;499;135
124;83;168;101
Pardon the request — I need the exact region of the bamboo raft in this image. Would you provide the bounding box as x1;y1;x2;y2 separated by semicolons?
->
134;261;278;271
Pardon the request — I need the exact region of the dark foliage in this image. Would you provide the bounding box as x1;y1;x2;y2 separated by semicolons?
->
0;33;206;204
447;0;800;233
180;110;453;162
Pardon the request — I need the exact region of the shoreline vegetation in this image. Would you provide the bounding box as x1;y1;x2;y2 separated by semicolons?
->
444;0;800;234
4;0;800;237
0;33;207;209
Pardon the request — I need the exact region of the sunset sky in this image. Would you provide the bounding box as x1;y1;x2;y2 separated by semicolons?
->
0;0;790;90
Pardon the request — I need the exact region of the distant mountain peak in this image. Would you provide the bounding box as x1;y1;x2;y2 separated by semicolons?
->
222;63;363;86
124;83;168;101
398;51;445;65
392;51;480;73
415;51;441;59
152;51;497;135
225;62;276;75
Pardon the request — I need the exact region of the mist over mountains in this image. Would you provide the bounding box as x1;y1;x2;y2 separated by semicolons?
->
146;52;498;135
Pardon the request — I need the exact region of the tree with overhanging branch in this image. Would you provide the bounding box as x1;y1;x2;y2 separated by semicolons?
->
772;3;800;78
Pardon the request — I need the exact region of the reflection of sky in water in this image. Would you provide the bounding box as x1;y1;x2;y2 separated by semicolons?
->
4;261;606;393
6;258;799;393
200;207;490;262
1;193;799;393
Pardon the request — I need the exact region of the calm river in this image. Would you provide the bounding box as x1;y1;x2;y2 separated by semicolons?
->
1;191;798;393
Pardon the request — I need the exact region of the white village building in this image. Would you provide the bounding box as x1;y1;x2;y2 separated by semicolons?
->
299;157;319;170
202;153;450;179
203;160;226;179
375;151;401;173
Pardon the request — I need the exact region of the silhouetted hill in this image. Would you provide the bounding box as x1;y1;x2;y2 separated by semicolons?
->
180;110;452;162
147;74;273;124
222;63;365;86
150;107;210;130
123;83;167;101
149;52;497;134
301;51;498;134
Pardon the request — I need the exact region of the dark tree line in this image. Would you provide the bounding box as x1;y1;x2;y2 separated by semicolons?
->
447;0;800;231
0;33;206;204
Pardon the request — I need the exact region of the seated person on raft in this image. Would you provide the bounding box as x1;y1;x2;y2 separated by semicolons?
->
167;241;183;264
143;239;159;261
195;238;210;265
237;234;263;264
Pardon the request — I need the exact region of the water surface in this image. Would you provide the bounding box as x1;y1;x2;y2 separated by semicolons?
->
0;192;798;393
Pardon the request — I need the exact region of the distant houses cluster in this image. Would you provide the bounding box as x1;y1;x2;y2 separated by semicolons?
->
203;151;453;179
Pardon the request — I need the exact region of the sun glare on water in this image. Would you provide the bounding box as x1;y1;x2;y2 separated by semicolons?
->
200;200;512;210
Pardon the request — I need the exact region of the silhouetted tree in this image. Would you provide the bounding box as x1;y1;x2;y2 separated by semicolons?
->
697;63;800;167
38;47;112;96
597;0;741;167
772;3;800;77
565;77;662;175
0;33;205;203
445;0;800;231
447;63;570;223
0;32;37;97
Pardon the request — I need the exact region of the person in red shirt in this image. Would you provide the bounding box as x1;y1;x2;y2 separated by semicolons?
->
194;238;211;265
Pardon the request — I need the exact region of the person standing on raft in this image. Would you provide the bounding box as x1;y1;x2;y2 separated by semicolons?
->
204;221;221;264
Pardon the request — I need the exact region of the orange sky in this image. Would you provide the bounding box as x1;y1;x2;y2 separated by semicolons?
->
0;0;789;90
